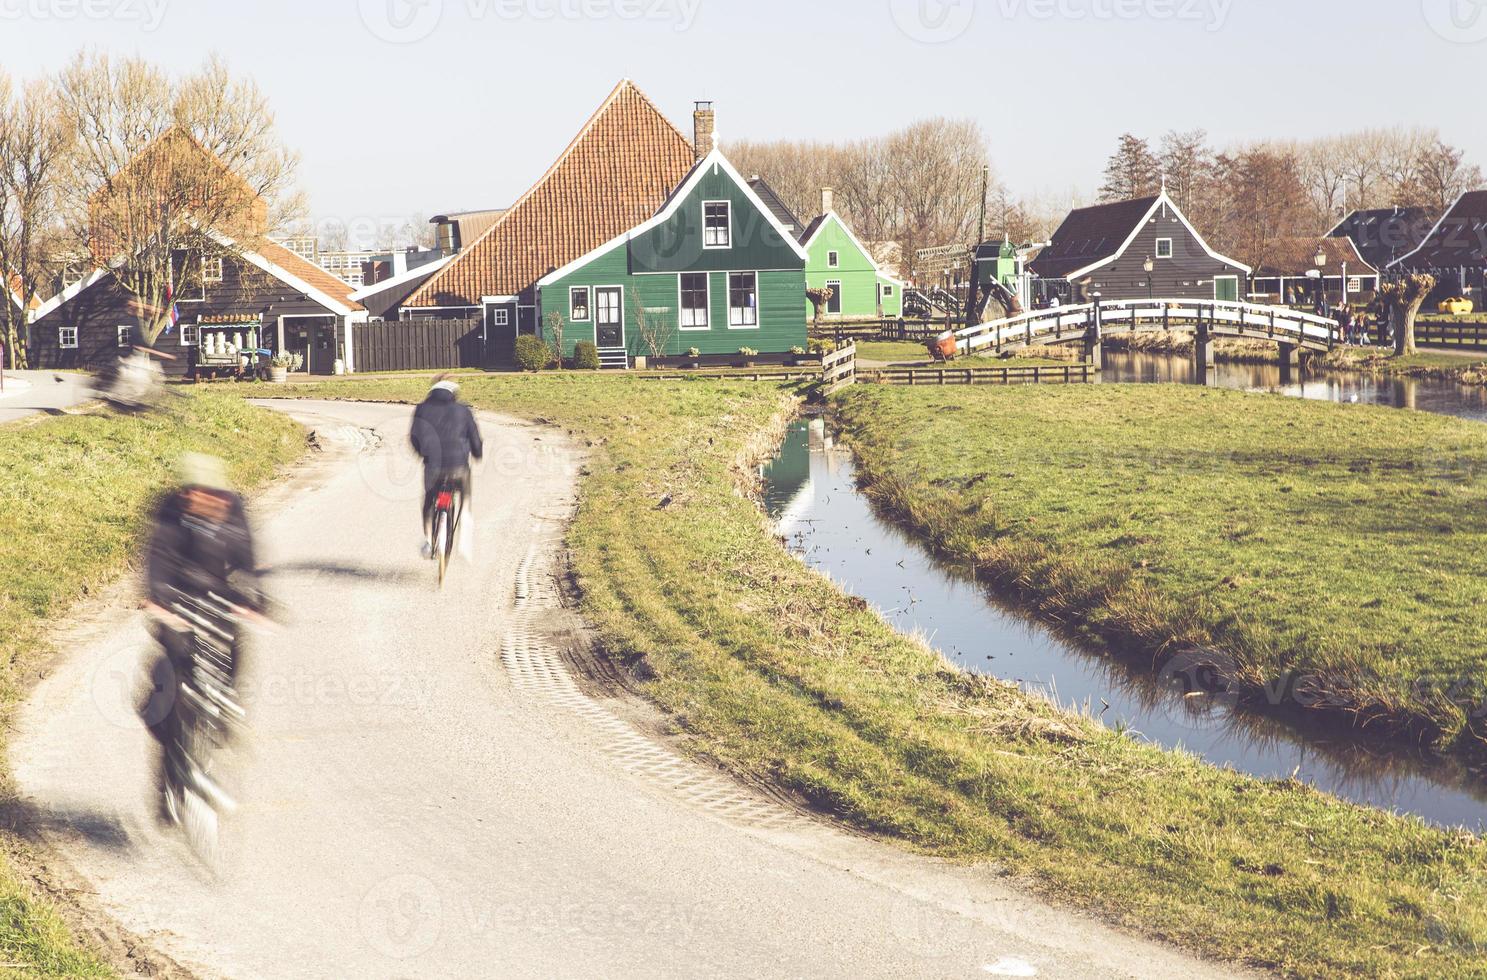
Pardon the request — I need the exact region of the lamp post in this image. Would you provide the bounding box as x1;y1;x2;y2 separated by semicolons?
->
1314;245;1328;311
1143;255;1154;300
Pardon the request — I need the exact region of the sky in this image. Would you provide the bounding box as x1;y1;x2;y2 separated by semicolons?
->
1;0;1483;247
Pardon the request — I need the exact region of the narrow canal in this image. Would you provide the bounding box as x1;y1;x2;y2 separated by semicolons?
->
762;356;1487;831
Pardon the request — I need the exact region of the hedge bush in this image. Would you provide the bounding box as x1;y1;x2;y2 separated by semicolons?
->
573;341;601;370
514;335;553;372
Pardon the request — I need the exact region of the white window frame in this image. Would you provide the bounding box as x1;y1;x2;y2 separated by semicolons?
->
827;250;840;268
881;283;894;297
678;272;711;331
826;279;843;315
202;254;224;283
568;286;591;322
703;200;733;250
1154;238;1174;259
58;325;78;349
180;323;200;347
117;324;132;348
727;271;759;329
493;308;510;327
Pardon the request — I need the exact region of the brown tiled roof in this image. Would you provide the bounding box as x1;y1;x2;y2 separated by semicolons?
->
403;80;695;308
255;239;364;311
1028;195;1159;279
6;273;38;311
1253;237;1378;277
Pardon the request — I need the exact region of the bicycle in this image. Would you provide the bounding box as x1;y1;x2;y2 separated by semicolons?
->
153;589;250;871
430;476;464;588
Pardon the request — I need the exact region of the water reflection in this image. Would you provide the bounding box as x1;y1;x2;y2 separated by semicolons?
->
1101;351;1487;421
761;418;1487;831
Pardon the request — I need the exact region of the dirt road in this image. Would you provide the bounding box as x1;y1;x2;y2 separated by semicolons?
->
11;399;1229;978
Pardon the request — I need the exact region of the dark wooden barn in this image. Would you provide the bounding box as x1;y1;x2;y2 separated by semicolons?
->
1028;192;1250;304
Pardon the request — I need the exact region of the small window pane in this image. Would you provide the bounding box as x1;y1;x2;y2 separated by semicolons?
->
680;273;709;329
1155;238;1173;258
704;202;731;248
728;272;757;327
828;251;839;268
569;287;590;321
59;326;78;349
117;325;132;347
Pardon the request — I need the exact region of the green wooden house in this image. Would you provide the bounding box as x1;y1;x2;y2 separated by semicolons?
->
799;191;905;321
537;147;809;367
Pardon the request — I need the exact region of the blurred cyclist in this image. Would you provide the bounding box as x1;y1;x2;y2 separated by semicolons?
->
410;375;483;558
140;453;264;820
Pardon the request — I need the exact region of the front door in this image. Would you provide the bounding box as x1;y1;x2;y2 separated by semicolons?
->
594;287;623;348
1214;275;1239;302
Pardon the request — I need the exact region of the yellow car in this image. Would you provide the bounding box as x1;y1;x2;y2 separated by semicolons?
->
1438;297;1475;315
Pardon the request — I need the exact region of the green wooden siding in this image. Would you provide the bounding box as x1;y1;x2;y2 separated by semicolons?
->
630;163;803;275
803;215;902;318
540;256;807;358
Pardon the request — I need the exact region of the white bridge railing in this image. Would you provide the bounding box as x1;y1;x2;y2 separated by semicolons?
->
955;299;1342;356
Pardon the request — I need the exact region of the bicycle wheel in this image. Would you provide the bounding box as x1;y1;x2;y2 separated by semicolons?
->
434;509;449;587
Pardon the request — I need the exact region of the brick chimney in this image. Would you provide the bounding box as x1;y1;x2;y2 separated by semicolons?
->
822;187;835;214
693;101;715;162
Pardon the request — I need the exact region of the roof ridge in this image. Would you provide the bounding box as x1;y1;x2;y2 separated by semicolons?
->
408;80;691;306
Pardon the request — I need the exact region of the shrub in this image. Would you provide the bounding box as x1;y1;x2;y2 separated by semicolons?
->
514;335;553;372
808;338;838;355
572;341;601;370
737;346;758;358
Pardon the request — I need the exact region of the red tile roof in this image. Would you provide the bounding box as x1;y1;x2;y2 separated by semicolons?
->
403;80;695;309
1253;237;1378;278
254;239;364;311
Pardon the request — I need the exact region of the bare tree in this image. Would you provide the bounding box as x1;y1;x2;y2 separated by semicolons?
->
55;52;301;344
0;73;70;369
1098;134;1161;202
630;291;675;361
1402;138;1483;216
805;285;834;329
1210;148;1310;272
543;309;565;369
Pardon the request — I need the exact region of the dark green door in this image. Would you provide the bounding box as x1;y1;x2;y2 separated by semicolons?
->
1214;276;1239;302
594;287;623;348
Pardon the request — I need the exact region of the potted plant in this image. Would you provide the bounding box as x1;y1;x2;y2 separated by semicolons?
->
268;352;298;383
685;346;701;369
737;346;758;367
788;344;807;366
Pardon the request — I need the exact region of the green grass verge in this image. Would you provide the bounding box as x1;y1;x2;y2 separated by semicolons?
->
256;374;1487;977
0;391;304;974
838;383;1487;753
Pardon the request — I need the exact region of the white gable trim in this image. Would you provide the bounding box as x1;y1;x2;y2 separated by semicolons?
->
537;146;810;288
1389;191;1468;269
32;269;110;321
1060;192;1252;283
802;212;905;289
349;254;453;301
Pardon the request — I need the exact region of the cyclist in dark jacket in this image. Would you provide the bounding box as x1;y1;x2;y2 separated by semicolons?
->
411;376;484;557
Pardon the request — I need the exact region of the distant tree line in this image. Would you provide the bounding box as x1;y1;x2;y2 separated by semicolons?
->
1097;127;1483;271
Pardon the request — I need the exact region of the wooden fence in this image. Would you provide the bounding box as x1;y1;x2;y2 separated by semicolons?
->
820;343;857;394
863;363;1094;386
1413;319;1487;349
808;317;965;344
353;318;485;372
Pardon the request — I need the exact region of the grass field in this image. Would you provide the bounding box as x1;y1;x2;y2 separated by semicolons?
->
0;391;303;974
838;383;1487;755
256;374;1487;978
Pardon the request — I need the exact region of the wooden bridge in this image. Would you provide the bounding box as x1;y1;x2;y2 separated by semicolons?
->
954;299;1343;367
